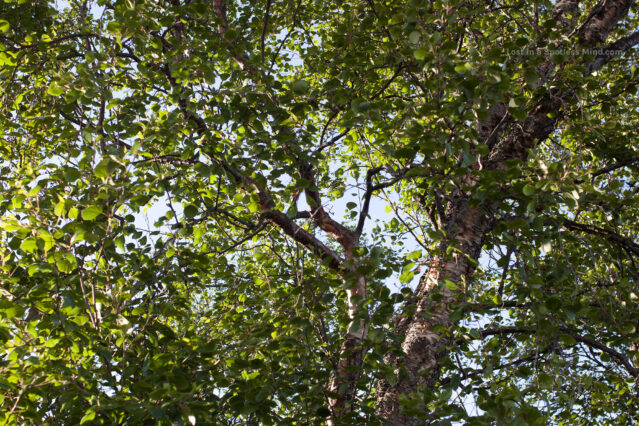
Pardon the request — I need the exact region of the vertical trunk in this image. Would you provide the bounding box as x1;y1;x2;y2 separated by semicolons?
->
327;275;367;423
373;0;634;412
376;202;493;424
374;91;562;424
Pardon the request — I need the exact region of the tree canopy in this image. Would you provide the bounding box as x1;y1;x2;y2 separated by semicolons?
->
1;0;639;424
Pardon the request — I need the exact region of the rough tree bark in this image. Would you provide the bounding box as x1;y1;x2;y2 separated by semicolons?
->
376;0;636;423
376;202;494;424
202;0;637;422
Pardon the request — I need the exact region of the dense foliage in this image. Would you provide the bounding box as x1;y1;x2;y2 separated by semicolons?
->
1;0;638;424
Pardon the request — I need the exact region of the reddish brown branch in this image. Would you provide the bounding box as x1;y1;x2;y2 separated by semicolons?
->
298;161;357;254
261;211;343;270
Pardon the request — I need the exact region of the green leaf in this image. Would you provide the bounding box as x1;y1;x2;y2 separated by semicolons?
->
444;279;457;290
54;199;66;217
56;259;73;273
0;20;9;33
414;48;428;60
522;184;536;196
39;231;55;252
406;250;421;260
68;207;79;219
409;31;421;45
81;206;103;221
106;21;121;36
510;106;527;121
20;238;38;253
559;334;576;345
404;167;429;178
291;80;309;94
64;167;81;182
357;101;371;112
0;299;21;319
454;62;472;73
524;68;539;86
80;410;96;424
47;82;65;97
184;204;199;219
94;164;109;179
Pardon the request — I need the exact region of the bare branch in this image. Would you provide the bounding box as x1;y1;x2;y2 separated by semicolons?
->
567;331;639;377
260;0;272;64
355;167;407;238
132;155;200;166
261;210;344;270
586;30;639;73
371;62;405;100
478;326;533;339
316;129;349;154
468;325;639;377
591;153;639;177
217;220;268;256
201;208;255;230
561;218;639;256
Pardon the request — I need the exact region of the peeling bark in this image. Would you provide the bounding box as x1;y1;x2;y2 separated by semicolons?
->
376;203;493;424
327;275;367;424
579;0;634;45
375;1;635;422
297;163;367;421
202;0;636;421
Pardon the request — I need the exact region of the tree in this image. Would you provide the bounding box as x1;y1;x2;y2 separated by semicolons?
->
1;0;638;423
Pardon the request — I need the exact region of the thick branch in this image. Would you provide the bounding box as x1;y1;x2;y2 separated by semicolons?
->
561;218;639;256
591;153;639;177
299;161;357;254
151;38;346;273
579;0;634;46
213;0;229;35
587;30;639;73
261;210;344;270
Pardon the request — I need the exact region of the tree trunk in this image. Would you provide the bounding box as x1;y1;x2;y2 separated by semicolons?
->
374;0;634;412
376;202;493;424
328;275;367;423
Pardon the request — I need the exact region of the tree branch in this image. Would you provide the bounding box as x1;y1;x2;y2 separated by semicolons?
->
579;0;634;46
565;330;639;377
299;161;357;254
468;325;638;377
261;210;344;270
355;167;408;237
586;30;639;74
132;154;200;166
260;0;272;64
591;153;639;177
561;218;639;256
478;326;534;339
